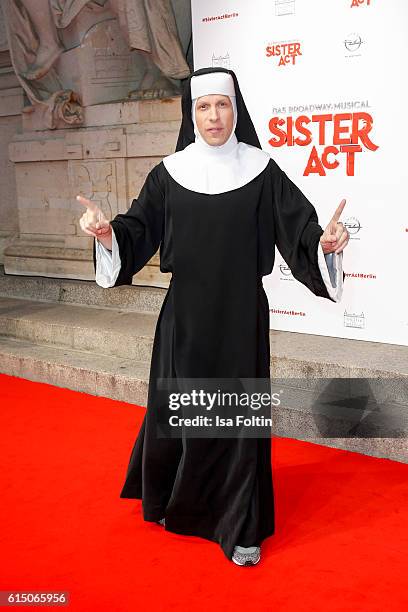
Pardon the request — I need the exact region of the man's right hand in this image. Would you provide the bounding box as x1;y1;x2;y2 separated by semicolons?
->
77;195;113;250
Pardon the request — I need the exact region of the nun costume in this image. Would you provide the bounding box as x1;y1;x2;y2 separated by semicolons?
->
93;67;343;565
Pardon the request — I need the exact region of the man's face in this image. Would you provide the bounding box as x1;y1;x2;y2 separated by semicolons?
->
194;94;234;146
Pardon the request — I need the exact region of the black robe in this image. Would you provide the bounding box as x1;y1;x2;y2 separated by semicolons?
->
93;157;333;561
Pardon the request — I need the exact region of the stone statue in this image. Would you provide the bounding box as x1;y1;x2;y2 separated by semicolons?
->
2;0;191;129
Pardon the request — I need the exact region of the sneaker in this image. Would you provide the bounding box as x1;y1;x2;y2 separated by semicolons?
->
232;545;261;566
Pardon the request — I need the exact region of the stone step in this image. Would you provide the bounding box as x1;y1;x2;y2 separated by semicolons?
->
1;265;407;376
0;265;165;314
1;267;407;464
0;335;406;463
0;296;156;362
270;330;408;379
1;294;407;380
0;335;149;407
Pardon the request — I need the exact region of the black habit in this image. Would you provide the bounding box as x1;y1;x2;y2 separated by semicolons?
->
92;68;334;561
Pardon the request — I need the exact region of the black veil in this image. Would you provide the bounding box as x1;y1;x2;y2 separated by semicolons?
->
175;67;261;152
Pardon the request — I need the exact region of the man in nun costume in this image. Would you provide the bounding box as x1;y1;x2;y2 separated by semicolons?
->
78;67;349;566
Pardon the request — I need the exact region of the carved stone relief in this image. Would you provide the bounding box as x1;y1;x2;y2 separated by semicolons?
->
2;0;191;130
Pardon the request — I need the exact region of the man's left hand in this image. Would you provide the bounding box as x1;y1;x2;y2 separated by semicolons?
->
320;198;350;254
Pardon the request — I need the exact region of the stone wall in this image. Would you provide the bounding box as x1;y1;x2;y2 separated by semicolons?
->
0;2;22;265
5;99;180;287
0;4;185;288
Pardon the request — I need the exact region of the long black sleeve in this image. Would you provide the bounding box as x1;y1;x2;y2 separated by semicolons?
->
92;164;165;287
269;158;333;300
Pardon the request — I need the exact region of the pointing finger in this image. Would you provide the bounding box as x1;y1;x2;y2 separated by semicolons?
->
76;195;98;213
330;199;346;225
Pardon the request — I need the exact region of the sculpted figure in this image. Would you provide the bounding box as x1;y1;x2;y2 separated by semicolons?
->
3;0;191;128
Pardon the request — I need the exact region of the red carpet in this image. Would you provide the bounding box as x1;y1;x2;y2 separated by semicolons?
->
0;373;407;611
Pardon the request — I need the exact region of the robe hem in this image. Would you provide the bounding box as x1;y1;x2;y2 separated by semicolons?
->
150;519;274;561
161;524;275;560
119;491;275;561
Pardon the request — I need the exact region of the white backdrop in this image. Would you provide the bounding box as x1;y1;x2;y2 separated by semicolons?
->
191;0;408;346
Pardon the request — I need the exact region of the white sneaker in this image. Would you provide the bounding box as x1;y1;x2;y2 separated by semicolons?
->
232;545;261;566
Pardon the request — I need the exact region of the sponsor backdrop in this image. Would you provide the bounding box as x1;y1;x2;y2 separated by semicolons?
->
191;0;407;346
